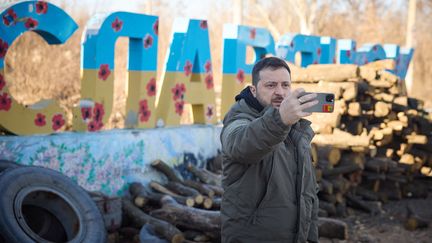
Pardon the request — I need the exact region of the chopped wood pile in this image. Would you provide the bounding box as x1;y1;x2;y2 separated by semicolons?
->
107;159;348;242
291;60;432;225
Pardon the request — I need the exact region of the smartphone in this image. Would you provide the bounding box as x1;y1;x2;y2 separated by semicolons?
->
300;92;335;113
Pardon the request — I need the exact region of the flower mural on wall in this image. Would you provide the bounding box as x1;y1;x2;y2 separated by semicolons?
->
144;34;153;49
171;83;186;101
35;1;48;14
2;9;17;26
205;73;214;90
98;64;111;80
24;18;38;29
81;107;92;120
146;77;156;97
111;17;123;32
236;69;245;84
175;100;185;116
52;114;65;131
153;19;158;35
0;74;5;91
0;39;9;59
34;113;46;126
0;93;12;111
183;60;193;76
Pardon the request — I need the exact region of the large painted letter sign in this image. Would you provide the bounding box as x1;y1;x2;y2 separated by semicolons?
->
220;25;275;115
156;19;216;126
74;12;159;132
0;1;415;135
0;1;77;134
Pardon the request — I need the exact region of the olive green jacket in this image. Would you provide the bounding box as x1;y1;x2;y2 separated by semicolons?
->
220;99;319;243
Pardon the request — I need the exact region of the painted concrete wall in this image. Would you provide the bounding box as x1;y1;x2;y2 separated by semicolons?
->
0;125;222;196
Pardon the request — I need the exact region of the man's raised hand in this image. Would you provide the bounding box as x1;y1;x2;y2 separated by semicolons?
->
279;88;318;125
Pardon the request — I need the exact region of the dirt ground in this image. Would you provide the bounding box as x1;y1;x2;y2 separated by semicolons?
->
319;193;432;243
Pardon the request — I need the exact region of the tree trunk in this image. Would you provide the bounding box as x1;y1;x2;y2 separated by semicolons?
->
122;198;184;243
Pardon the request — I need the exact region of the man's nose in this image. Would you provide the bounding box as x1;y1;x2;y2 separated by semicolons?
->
274;84;284;95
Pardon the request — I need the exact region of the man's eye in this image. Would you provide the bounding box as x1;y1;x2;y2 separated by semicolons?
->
267;84;276;88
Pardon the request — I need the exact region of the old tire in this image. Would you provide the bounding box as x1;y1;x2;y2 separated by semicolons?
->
0;160;21;173
0;166;106;243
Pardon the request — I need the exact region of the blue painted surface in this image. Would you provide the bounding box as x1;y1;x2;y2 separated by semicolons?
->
276;33;321;67
82;12;158;71
0;125;222;196
222;24;275;74
0;1;78;68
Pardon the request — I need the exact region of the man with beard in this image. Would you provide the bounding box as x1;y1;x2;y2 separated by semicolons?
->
220;57;319;242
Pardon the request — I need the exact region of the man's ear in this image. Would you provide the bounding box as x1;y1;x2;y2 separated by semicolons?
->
249;85;257;97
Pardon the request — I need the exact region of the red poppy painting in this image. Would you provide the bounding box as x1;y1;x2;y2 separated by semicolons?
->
34;113;46;126
250;28;256;39
98;64;111;80
88;120;103;132
35;1;48;14
81;107;92;120
0;39;9;59
171;83;186;101
0;93;11;111
206;105;214;120
111;17;123;32
139;109;151;122
139;99;148;113
2;9;17;26
24;18;38;29
52;114;65;131
236;69;245;84
144;34;153;49
200;20;208;29
0;74;5;91
184;60;193;76
205;73;214;90
153;19;159;35
146;77;156;97
204;60;212;73
93;103;105;122
175;100;185;116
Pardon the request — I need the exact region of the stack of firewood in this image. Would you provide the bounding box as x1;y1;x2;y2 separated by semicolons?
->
291;60;432;223
111;159;349;242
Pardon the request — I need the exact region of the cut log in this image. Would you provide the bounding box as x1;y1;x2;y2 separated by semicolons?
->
305;64;358;82
122;198;184;243
151;159;183;183
406;133;428;145
322;163;362;177
374;101;391;117
182;180;215;198
319;179;334;194
205;184;224;197
150;195;221;233
354;186;379;201
187;164;221;186
364;59;396;70
348;102;362;117
345;193;376;214
318;200;337;215
318;217;348;240
129;182;195;208
317;145;341;166
312;129;370;149
165;181;203;205
404;204;429;231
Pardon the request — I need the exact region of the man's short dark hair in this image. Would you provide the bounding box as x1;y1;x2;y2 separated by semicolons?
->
251;57;291;86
